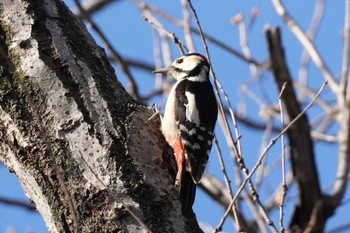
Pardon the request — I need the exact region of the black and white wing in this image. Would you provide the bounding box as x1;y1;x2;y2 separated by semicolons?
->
174;79;218;183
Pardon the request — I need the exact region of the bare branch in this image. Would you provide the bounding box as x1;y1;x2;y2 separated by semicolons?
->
199;174;231;210
266;27;337;232
186;2;278;231
311;131;338;143
108;56;154;72
278;82;288;233
134;1;266;67
326;1;350;214
298;0;325;94
180;0;195;52
340;0;350;95
74;0;119;18
218;80;327;233
293;81;333;114
232;13;260;78
0;196;37;212
212;136;242;229
271;0;338;92
137;1;187;54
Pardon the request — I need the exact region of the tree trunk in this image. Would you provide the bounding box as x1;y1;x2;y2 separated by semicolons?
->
0;0;202;232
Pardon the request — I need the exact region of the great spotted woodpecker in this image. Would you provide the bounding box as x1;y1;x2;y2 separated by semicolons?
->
154;53;218;213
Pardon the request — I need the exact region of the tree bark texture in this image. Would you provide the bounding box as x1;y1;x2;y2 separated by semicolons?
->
0;0;202;232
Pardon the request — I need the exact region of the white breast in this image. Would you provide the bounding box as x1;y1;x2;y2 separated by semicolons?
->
161;83;179;139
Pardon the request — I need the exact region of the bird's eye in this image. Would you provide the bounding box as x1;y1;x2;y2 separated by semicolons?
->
176;58;183;64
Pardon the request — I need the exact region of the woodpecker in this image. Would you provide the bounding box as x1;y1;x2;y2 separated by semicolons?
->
154;53;218;213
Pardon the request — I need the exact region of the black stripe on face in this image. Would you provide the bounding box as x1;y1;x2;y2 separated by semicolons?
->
187;62;208;77
171;62;208;78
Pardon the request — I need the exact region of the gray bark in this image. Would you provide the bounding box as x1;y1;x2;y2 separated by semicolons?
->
0;0;202;232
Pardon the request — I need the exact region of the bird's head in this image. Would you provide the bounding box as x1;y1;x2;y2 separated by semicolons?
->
153;53;210;82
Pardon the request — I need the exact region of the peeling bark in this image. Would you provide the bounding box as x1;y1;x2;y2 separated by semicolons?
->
0;0;202;232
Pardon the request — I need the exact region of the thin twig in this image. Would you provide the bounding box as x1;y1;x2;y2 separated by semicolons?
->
143;14;186;55
247;7;260;34
138;1;186;54
298;0;325;100
240;83;268;108
232;11;273;117
152;29;164;90
133;0;265;67
74;0;119;18
108;56;154;72
234;12;273;106
331;1;350;209
235;14;259;78
213;135;242;231
225;108;282;133
187;1;278;232
254;116;273;189
180;0;195;52
278;82;288;233
215;80;243;157
311;131;338;143
0;196;37;212
265;172;294;212
184;1;246;231
217;76;272;232
341;0;350;99
216;81;327;232
217;108;269;233
293;81;333;114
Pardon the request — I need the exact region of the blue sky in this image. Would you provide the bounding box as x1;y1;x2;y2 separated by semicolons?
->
1;1;348;232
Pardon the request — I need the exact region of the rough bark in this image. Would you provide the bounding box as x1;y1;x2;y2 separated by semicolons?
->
0;0;202;232
266;27;334;233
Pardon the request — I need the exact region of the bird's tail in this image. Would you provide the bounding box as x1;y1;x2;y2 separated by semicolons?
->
179;170;196;215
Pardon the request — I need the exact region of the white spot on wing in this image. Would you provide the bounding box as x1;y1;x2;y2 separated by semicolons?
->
192;143;201;150
179;124;188;133
179;124;197;136
189;128;197;135
185;91;200;125
182;140;191;146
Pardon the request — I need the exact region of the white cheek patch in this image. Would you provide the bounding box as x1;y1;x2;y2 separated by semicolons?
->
176;56;201;71
184;91;200;126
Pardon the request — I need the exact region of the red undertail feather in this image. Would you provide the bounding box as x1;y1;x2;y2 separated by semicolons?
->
165;136;185;186
165;135;195;214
